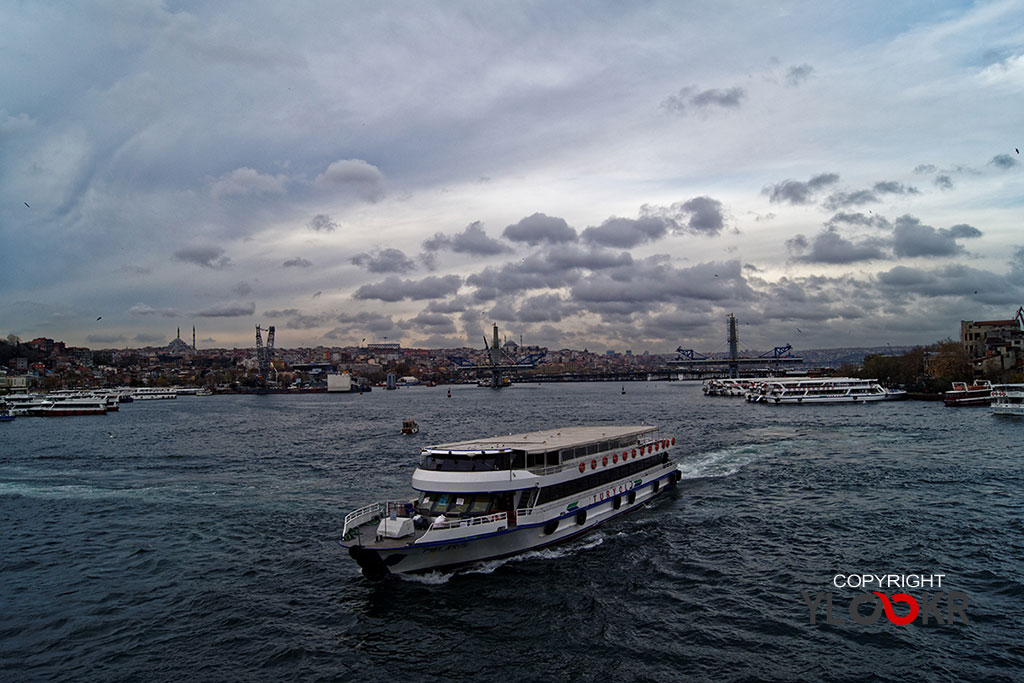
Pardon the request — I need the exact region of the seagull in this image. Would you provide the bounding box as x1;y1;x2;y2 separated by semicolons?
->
97;316;102;321
24;202;30;208
796;328;803;333
1017;148;1020;154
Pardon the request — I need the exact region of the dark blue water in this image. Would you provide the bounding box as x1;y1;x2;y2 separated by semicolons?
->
2;383;1022;681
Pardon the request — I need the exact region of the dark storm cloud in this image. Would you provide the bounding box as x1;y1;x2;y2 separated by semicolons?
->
789;228;888;264
422;222;510;255
351;247;416;273
990;154;1019;169
514;293;575;323
174;245;231;269
540;244;633;271
878;264;1020;304
822;189;879;211
581;216;671;248
353;274;462;302
872;181;920;195
826;212;891;229
502;213;578;245
785;63;814;86
466;261;581;300
676;196;726;235
572;259;755;309
308;214;338;232
662;85;746;115
334;311;397;333
891;216;981;258
399;311;456;333
195;301;255;317
763;173;839;204
282;257;313;268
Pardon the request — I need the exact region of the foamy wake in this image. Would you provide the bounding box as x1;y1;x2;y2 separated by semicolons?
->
399;535;607;584
676;441;791;480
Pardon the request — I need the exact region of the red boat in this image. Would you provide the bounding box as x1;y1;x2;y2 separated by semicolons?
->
943;380;993;407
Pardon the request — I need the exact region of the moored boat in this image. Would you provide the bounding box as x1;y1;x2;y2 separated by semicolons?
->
991;384;1024;416
746;377;891;404
341;425;680;579
943;380;993;407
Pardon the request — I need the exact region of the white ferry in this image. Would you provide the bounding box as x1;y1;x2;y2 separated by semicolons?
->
341;425;681;580
746;377;892;404
991;384;1024;416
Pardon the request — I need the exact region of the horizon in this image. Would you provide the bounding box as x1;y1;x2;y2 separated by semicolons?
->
3;2;1022;353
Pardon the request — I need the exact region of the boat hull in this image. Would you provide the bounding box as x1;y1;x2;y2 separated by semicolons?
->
344;467;680;579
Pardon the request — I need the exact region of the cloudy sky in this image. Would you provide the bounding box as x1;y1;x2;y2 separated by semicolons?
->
2;1;1022;354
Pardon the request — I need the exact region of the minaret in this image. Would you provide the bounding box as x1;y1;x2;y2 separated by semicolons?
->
177;326;180;340
193;326;196;351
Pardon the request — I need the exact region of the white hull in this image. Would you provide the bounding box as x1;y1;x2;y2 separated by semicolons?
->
346;464;679;578
763;393;889;404
992;404;1024;416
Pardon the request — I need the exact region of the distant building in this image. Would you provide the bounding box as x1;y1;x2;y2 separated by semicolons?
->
961;308;1024;375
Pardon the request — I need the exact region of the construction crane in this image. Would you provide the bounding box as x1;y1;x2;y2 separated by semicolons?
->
448;323;545;388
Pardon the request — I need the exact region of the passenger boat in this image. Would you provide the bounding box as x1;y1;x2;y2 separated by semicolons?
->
29;397;108;416
991;384;1024;416
0;402;14;422
943;380;993;407
401;419;419;435
341;425;681;580
745;377;891;404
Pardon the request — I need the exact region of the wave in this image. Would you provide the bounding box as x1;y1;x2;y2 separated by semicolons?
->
676;441;791;480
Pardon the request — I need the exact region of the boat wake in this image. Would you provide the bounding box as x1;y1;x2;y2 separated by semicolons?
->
399;535;608;584
676;441;791;480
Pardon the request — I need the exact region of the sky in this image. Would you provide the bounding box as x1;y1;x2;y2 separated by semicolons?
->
2;1;1023;354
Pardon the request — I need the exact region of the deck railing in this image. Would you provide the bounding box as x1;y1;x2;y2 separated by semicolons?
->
431;511;507;530
342;500;409;540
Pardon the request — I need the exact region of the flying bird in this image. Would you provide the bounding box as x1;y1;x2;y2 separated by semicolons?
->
24;202;30;208
97;316;102;321
796;328;803;333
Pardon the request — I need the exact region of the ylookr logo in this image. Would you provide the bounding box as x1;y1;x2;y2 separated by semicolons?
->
804;574;971;626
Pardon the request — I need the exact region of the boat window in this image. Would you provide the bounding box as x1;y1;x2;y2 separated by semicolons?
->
546;450;559;467
466;494;493;516
448;496;471;517
429;493;452;515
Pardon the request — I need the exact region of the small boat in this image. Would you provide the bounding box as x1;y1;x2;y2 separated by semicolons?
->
991;384;1024;416
401;419;419;435
943;380;993;407
0;402;14;422
341;425;680;580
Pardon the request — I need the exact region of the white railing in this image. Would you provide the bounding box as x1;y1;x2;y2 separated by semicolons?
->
342;500;409;540
431;511;507;530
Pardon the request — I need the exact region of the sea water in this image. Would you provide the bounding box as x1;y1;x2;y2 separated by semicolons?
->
1;382;1022;681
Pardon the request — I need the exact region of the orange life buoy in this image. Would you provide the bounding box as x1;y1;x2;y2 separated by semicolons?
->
631;448;636;458
591;459;597;470
602;455;608;467
671;437;675;446
579;462;585;473
613;453;618;464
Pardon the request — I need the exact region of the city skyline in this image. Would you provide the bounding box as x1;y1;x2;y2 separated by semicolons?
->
2;1;1022;354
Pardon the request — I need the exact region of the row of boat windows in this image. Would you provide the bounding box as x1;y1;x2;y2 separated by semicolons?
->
419;435;649;472
415;453;668;518
535;453;668;505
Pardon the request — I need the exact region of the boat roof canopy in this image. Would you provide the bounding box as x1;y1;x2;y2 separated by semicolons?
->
423;425;655;456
